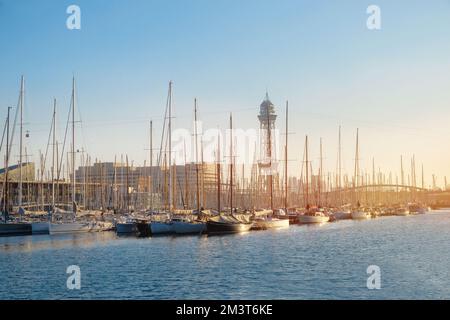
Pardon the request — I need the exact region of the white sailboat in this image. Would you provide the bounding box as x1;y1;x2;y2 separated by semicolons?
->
50;78;91;235
350;129;371;221
298;135;330;224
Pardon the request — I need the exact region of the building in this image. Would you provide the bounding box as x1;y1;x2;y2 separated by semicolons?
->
75;161;217;209
0;162;35;181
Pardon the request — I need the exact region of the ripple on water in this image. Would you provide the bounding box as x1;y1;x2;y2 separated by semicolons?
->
1;211;450;299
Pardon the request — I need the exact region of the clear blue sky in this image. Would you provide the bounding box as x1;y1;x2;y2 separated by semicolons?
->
1;0;450;187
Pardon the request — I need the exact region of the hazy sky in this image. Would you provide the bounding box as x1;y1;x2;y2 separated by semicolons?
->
1;0;450;187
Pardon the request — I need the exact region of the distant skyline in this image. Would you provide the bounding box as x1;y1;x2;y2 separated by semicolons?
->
1;0;450;188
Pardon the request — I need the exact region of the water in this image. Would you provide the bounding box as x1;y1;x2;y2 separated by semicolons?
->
1;210;450;299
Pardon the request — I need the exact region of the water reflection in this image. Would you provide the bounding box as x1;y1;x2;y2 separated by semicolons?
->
1;210;450;299
0;231;117;253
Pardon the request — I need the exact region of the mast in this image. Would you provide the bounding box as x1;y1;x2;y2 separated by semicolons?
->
217;131;221;213
126;155;130;212
51;99;56;211
201;141;206;209
229;113;233;214
284;101;288;212
338;126;342;205
319;137;323;207
149;120;153;211
3;107;12;221
71;77;76;212
168;81;173;211
18;75;24;209
194;98;200;212
113;155;117;210
183;139;189;209
353;128;359;205
305;135;309;208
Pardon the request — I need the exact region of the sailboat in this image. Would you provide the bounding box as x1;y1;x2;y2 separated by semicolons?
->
150;81;176;235
0;103;32;236
298;136;330;224
32;99;58;235
350;129;371;220
49;78;93;234
206;113;253;234
173;98;206;235
332;126;351;220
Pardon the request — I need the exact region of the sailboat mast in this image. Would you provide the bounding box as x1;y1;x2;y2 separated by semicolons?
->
149;120;153;211
217;131;221;213
229;113;233;214
183;139;189;209
319;138;323;207
52;99;56;211
353;128;359;204
3;107;12;218
201;142;205;209
284;101;288;212
305;135;309;208
194;98;200;212
71;77;76;210
168;81;173;211
338;126;342;204
18;75;24;209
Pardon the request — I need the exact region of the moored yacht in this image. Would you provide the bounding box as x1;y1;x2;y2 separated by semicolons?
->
351;210;371;220
298;209;330;224
0;221;32;236
206;214;253;234
173;217;206;234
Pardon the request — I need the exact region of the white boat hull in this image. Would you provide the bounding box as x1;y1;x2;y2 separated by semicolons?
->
253;218;290;230
298;215;330;224
173;221;206;234
49;222;92;234
351;211;371;220
31;222;50;235
150;221;174;235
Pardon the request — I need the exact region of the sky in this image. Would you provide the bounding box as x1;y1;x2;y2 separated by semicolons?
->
1;0;450;188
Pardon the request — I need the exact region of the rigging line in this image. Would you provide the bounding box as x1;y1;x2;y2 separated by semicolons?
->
0;116;8;154
157;86;170;168
8;105;19;164
76;89;89;156
56;94;72;181
39;108;55;181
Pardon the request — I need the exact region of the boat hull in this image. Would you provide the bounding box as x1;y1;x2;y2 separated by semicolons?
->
351;211;371;220
31;222;50;235
49;222;92;234
298;215;330;224
173;221;206;234
0;223;32;236
206;221;253;234
150;221;174;235
274;214;298;225
116;222;138;234
252;218;290;230
394;212;410;216
333;212;352;220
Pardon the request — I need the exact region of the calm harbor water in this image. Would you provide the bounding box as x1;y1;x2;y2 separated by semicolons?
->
1;210;450;300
